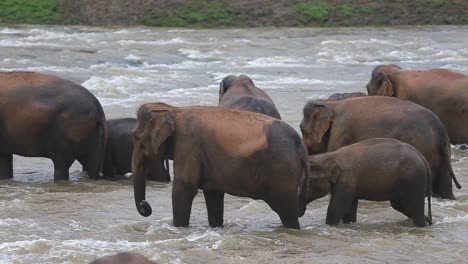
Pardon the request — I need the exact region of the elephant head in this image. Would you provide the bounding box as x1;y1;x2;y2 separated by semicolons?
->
218;75;255;101
300;101;334;154
133;102;175;217
366;64;402;96
306;158;342;204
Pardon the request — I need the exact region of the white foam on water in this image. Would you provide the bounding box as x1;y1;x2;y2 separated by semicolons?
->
436;214;468;224
0;239;49;252
0;28;24;34
0;66;86;74
0;39;66;48
246;57;310;68
117;38;187;46
185;231;222;242
178;48;222;59
257;77;359;87
0;218;23;227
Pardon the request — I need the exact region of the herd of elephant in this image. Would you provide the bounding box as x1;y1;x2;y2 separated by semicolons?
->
0;64;467;231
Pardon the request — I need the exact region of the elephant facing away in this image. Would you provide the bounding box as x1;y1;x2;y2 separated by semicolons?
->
219;75;281;119
306;138;432;227
327;92;367;101
366;64;468;144
102;118;170;181
300;96;461;199
0;71;107;181
90;252;156;264
133;103;309;229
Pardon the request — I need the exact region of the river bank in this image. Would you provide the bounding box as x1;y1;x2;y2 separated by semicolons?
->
0;0;467;27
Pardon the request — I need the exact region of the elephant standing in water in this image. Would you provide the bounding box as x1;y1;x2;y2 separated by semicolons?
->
218;75;281;119
133;103;309;229
306;138;432;227
102;118;170;181
0;71;107;181
366;64;468;144
300;96;461;199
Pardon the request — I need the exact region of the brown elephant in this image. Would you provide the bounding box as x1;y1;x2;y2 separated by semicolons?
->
306;138;432;227
133;103;309;229
90;252;156;264
219;75;281;119
366;64;468;144
300;96;461;199
102;118;170;181
0;71;107;181
327;92;367;101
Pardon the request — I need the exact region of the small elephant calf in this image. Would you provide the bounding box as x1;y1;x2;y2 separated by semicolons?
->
306;138;432;227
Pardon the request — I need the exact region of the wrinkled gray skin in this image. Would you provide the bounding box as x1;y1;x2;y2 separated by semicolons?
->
328;92;367;101
306;138;432;227
102;118;170;181
90;252;156;264
0;71;107;181
300;96;461;200
366;64;468;144
133;103;309;229
219;75;281;119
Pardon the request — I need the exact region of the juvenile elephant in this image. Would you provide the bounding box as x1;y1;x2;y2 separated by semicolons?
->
300;96;461;199
102;118;170;181
328;92;367;101
366;64;468;144
306;138;432;227
133;103;309;229
219;75;281;119
0;71;106;181
90;252;156;264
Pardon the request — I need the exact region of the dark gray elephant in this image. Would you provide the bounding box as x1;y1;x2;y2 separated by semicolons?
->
219;75;281;119
300;96;461;199
366;64;468;144
306;138;432;227
133;103;309;229
0;71;107;181
102;118;170;181
90;252;156;264
328;92;367;101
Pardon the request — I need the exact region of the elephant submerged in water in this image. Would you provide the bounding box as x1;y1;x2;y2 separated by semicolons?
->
132;103;309;229
300;96;460;199
0;71;107;181
218;75;281;119
102;118;170;181
366;64;468;144
305;138;432;227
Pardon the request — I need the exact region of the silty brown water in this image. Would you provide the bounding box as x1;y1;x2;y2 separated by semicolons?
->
0;25;467;263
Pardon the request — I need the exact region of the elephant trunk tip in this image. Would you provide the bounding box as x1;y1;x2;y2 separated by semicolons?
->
455;182;462;189
137;200;152;217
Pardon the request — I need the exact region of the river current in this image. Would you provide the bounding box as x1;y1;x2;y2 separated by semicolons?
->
0;25;467;264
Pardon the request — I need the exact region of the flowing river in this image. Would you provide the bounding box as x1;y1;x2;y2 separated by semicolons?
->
0;25;467;264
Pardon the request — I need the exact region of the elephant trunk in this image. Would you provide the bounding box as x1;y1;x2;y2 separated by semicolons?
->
133;151;152;217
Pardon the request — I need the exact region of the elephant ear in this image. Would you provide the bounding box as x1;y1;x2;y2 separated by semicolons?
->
219;75;237;98
150;111;175;154
373;72;394;96
310;105;334;146
323;158;342;184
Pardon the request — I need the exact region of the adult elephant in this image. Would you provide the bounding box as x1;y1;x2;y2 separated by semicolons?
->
0;71;106;181
133;103;309;229
102;118;170;181
327;92;367;101
218;75;281;119
366;64;468;144
300;96;461;199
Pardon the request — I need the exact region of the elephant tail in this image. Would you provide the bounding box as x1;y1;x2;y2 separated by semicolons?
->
297;143;310;217
423;153;433;225
449;162;462;189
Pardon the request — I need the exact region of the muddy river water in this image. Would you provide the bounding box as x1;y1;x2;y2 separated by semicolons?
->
0;25;467;263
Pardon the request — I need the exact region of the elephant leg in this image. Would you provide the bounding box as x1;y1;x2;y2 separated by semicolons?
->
400;194;426;227
172;179;198;227
79;151;102;180
434;173;455;200
52;156;75;181
342;199;358;224
101;152;115;180
267;192;300;229
326;187;353;226
0;153;13;179
203;190;224;228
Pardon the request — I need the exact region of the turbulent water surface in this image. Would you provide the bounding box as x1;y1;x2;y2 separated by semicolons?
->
0;25;467;264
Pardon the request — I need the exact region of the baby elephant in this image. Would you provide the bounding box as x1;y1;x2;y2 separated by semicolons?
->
102;118;170;181
306;138;432;227
90;252;156;264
